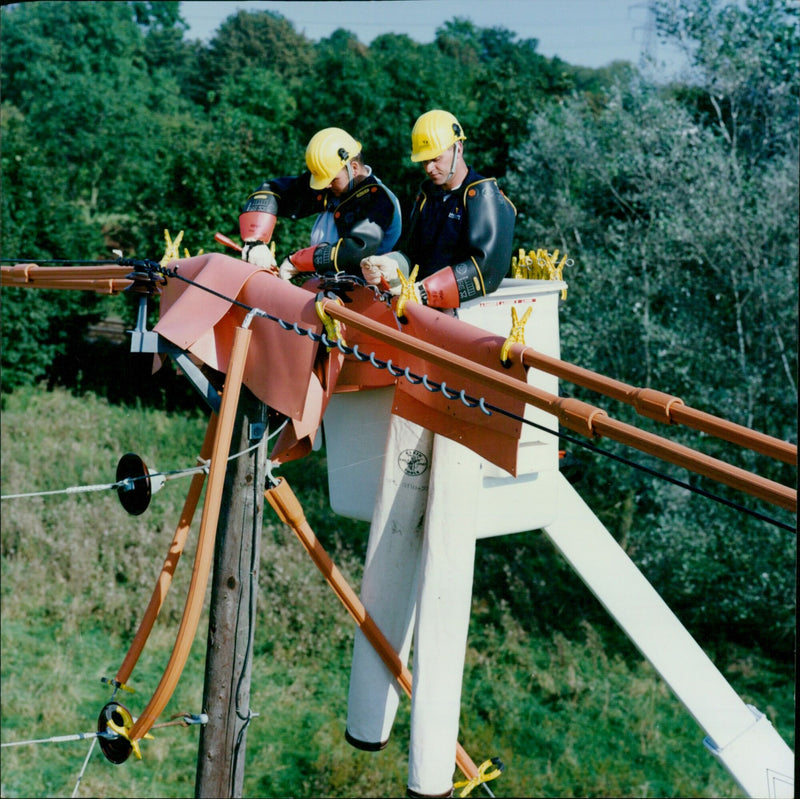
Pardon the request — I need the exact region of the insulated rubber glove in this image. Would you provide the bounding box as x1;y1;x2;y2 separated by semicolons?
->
360;252;410;294
278;257;300;281
241;240;277;272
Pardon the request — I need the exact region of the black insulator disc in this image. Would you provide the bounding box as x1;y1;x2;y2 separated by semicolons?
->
97;701;133;764
116;452;151;515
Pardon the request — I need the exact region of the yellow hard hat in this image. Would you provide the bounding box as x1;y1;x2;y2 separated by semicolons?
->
305;127;362;189
410;110;466;162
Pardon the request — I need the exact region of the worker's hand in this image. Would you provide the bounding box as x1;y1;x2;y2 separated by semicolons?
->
241;240;277;272
360;253;408;294
278;257;300;281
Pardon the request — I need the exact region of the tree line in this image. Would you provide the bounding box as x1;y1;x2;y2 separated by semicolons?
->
1;0;797;655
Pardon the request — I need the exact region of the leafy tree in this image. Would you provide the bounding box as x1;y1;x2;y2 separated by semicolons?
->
132;0;202;101
434;18;576;177
166;67;308;254
653;0;800;164
132;0;186;31
0;1;197;391
0;0;197;255
0;100;108;393
196;9;315;106
298;30;436;208
650;0;799;441
506;71;796;652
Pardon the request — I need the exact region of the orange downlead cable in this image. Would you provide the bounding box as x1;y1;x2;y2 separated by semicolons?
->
264;477;481;785
514;344;796;465
322;300;796;513
1;263;134;284
666;404;795;465
128;324;252;744
114;413;218;688
588;411;795;510
3;278;133;294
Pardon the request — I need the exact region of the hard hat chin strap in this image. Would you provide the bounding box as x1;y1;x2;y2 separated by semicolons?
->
346;161;355;193
444;142;460;186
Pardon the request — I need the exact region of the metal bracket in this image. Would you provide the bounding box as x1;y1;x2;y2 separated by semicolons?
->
249;422;266;442
127;295;222;414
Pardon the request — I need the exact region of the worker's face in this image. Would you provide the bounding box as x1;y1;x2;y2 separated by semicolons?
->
327;162;358;196
421;143;460;187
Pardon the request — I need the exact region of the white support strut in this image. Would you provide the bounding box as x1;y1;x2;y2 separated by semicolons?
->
542;475;795;799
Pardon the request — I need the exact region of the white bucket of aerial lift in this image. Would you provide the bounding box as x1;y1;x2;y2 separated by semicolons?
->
324;279;567;536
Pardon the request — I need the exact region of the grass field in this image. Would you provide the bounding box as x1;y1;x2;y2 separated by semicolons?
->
1;386;793;798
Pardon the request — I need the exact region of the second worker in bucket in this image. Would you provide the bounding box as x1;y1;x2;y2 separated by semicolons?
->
347;109;516;798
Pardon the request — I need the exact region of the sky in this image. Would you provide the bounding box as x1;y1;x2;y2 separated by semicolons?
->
180;0;682;72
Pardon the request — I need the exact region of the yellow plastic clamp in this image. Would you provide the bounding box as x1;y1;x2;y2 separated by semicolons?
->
500;305;532;363
315;297;345;349
100;676;135;694
395;264;421;318
104;704;153;760
454;757;505;797
510;247;570;299
160;228;203;266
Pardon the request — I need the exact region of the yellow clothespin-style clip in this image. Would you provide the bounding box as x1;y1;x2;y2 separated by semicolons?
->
103;703;154;761
161;228;204;264
395;264;420;319
510;248;526;279
525;249;536;279
101;676;135;694
515;247;571;296
453;757;505;797
500;305;532;363
160;229;184;267
315;297;345;350
555;253;569;299
549;250;561;280
538;249;554;280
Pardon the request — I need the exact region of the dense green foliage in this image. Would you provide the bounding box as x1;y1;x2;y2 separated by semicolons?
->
1;387;794;798
1;1;796;796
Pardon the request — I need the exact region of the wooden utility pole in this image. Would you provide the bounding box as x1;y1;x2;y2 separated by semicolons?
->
195;387;270;798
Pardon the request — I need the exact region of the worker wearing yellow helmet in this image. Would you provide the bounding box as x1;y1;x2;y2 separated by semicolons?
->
349;110;517;799
238;127;401;278
360;109;516;308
